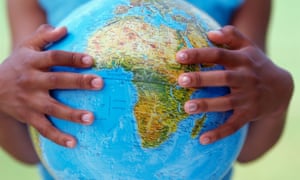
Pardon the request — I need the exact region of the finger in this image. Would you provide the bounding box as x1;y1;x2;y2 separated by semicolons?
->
178;70;245;88
33;96;95;125
199;112;246;145
184;96;233;114
36;72;103;90
35;51;94;68
176;47;242;68
24;24;67;50
207;26;252;50
29;114;77;148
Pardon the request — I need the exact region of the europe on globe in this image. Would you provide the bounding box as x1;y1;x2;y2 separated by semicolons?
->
30;0;248;179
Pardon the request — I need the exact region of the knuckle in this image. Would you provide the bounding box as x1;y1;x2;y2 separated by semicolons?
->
43;102;57;115
194;72;202;86
76;74;89;88
47;74;59;86
36;123;53;139
16;73;34;87
238;52;253;67
16;75;29;85
37;124;62;146
17;110;34;123
197;100;209;112
226;96;235;109
231;97;241;110
224;70;243;88
15;94;29;107
211;48;224;60
19;52;36;65
47;50;59;61
226;122;241;134
36;24;52;33
224;71;233;84
70;53;81;66
208;130;222;142
214;132;222;141
222;25;236;35
69;110;80;122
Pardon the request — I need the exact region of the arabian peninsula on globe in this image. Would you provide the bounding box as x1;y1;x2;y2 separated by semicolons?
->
30;0;248;179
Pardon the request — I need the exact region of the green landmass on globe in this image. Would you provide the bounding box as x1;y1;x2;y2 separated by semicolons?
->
86;14;211;147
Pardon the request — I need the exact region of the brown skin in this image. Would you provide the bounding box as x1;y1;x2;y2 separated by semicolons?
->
177;27;293;162
1;0;104;164
0;25;105;162
1;0;294;165
177;0;293;162
177;0;294;162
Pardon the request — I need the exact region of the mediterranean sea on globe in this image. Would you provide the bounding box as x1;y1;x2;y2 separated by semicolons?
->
30;0;248;179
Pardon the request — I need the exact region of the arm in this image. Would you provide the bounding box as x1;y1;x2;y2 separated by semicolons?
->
231;0;271;51
0;0;47;165
0;113;39;164
230;0;294;163
7;0;47;48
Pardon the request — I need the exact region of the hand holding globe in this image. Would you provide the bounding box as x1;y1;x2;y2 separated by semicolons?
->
176;25;293;161
0;25;103;148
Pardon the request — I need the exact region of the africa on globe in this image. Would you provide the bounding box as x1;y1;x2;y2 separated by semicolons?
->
30;0;248;179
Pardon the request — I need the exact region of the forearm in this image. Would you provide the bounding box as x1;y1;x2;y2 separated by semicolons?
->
238;114;285;162
0;113;39;164
238;67;293;162
7;0;47;47
0;0;45;164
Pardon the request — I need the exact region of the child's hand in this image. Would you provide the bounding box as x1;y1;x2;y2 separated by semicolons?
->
176;26;293;145
0;25;104;148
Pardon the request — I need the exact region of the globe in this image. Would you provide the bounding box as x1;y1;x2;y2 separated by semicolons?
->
30;0;248;179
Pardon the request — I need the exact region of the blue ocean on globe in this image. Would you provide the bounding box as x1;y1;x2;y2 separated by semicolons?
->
30;0;248;179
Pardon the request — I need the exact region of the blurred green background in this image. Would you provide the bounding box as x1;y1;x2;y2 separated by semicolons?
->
0;1;299;179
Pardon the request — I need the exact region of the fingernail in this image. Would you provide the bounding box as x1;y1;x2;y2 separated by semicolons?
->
201;137;211;145
91;78;103;88
177;52;188;62
180;75;191;86
208;30;223;37
82;56;93;65
66;140;75;148
53;27;63;32
81;113;93;124
187;102;198;113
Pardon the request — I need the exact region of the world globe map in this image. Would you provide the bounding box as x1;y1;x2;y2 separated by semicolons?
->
30;0;248;179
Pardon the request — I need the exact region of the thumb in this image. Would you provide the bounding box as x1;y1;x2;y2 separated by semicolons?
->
208;25;252;50
24;24;67;50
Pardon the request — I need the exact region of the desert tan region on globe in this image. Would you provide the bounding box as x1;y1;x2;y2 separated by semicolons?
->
30;0;248;179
